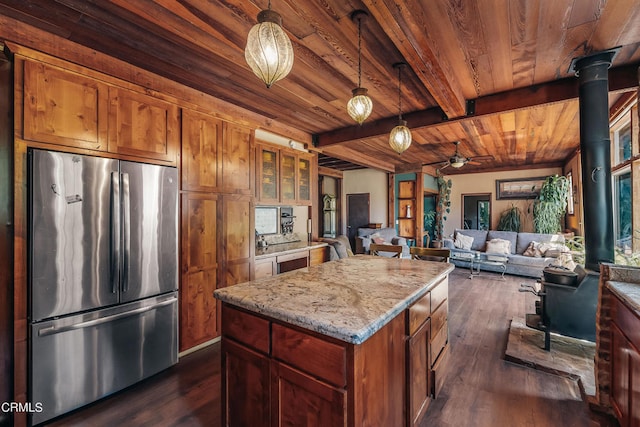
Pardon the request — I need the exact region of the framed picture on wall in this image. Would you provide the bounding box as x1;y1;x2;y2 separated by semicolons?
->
495;176;547;200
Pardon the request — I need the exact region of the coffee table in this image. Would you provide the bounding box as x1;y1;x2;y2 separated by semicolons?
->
471;252;508;279
451;251;508;279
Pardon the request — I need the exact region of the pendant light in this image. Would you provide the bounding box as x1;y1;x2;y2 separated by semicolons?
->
245;1;294;88
346;10;373;125
389;62;412;154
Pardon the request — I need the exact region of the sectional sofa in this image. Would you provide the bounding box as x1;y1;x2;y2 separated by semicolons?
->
443;229;570;278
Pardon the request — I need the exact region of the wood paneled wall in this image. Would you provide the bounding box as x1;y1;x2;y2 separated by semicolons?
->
0;56;13;427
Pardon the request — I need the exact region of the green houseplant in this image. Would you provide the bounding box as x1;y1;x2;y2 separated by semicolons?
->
497;204;522;232
433;171;452;247
423;210;436;247
533;174;570;234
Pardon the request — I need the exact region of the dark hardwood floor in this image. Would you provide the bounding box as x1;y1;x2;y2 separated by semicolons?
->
44;268;617;427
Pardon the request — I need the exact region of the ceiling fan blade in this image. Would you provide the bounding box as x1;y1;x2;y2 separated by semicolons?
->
468;160;482;165
439;163;451;170
422;160;449;167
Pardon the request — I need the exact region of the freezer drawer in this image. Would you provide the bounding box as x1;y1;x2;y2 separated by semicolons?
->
29;293;178;425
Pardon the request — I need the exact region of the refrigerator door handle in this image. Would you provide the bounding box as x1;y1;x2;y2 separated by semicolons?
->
121;172;131;293
36;298;176;337
111;171;121;294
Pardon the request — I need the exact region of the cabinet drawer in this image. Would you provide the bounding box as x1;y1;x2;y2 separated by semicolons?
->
611;292;640;350
309;247;327;266
430;300;448;338
431;277;448;312
272;323;347;388
222;305;270;354
255;258;276;279
276;251;309;263
408;291;431;335
431;344;449;399
430;320;448;364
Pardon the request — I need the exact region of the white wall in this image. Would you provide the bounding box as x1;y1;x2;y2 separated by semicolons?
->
342;169;388;233
443;167;562;237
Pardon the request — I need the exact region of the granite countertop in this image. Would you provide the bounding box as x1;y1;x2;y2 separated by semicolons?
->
606;281;640;314
214;255;454;344
254;240;327;259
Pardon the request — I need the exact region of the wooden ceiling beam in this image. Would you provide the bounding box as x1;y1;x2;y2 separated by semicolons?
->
362;0;467;118
315;62;640;147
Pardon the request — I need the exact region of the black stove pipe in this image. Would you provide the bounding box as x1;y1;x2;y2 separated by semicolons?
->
570;49;619;271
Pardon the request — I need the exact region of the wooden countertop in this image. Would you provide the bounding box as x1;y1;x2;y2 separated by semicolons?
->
607;280;640;315
254;240;327;260
214;255;454;344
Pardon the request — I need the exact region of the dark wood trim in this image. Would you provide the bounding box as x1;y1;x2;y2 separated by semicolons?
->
315;62;640;147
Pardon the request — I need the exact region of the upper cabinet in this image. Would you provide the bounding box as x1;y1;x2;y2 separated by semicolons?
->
256;142;314;206
256;144;279;203
297;156;311;204
280;151;297;204
22;60;109;151
19;56;178;165
107;87;179;163
220;122;253;195
181;109;221;192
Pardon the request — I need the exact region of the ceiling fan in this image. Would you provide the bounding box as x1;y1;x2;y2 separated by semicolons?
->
424;141;490;170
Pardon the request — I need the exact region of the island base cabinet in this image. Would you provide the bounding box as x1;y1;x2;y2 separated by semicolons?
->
407;318;431;427
222;339;270;427
272;362;346;427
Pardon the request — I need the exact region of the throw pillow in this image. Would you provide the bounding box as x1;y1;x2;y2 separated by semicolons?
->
485;238;511;254
454;233;474;250
372;236;386;244
523;241;542;257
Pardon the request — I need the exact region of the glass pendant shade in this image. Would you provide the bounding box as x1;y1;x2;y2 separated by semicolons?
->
389;120;412;154
245;9;294;88
347;87;373;124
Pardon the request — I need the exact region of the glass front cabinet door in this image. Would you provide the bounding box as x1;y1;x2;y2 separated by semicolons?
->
258;145;279;203
297;156;311;205
280;152;296;203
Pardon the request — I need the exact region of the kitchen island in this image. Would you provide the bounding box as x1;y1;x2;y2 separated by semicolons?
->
214;255;454;427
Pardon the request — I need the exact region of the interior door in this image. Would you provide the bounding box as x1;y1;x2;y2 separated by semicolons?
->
347;193;369;250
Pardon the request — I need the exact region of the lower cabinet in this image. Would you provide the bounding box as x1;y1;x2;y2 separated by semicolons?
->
406;277;449;427
221;277;449;427
610;293;640;427
272;362;346;426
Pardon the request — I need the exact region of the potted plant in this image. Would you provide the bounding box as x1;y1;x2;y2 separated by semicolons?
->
433;171;452;247
423;210;436;247
497;204;522;232
533;175;570;234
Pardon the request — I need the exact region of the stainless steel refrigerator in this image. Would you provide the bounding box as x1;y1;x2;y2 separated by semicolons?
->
28;149;179;425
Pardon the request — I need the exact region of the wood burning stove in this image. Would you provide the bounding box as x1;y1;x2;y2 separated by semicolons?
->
520;265;599;350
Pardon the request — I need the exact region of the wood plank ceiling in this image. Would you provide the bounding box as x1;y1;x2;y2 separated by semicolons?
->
0;0;638;173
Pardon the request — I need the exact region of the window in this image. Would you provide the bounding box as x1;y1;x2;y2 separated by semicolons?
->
613;169;632;252
613;121;632;165
566;171;574;215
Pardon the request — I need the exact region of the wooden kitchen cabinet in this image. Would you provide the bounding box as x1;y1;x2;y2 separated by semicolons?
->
256;144;279;203
107;86;179;163
220;122;253;195
297;155;312;204
272;361;346;427
220;271;450;427
256;141;315;205
181;109;221;192
22;59;109;151
180;193;218;351
220;194;253;288
610;292;640;427
280;151;296;203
